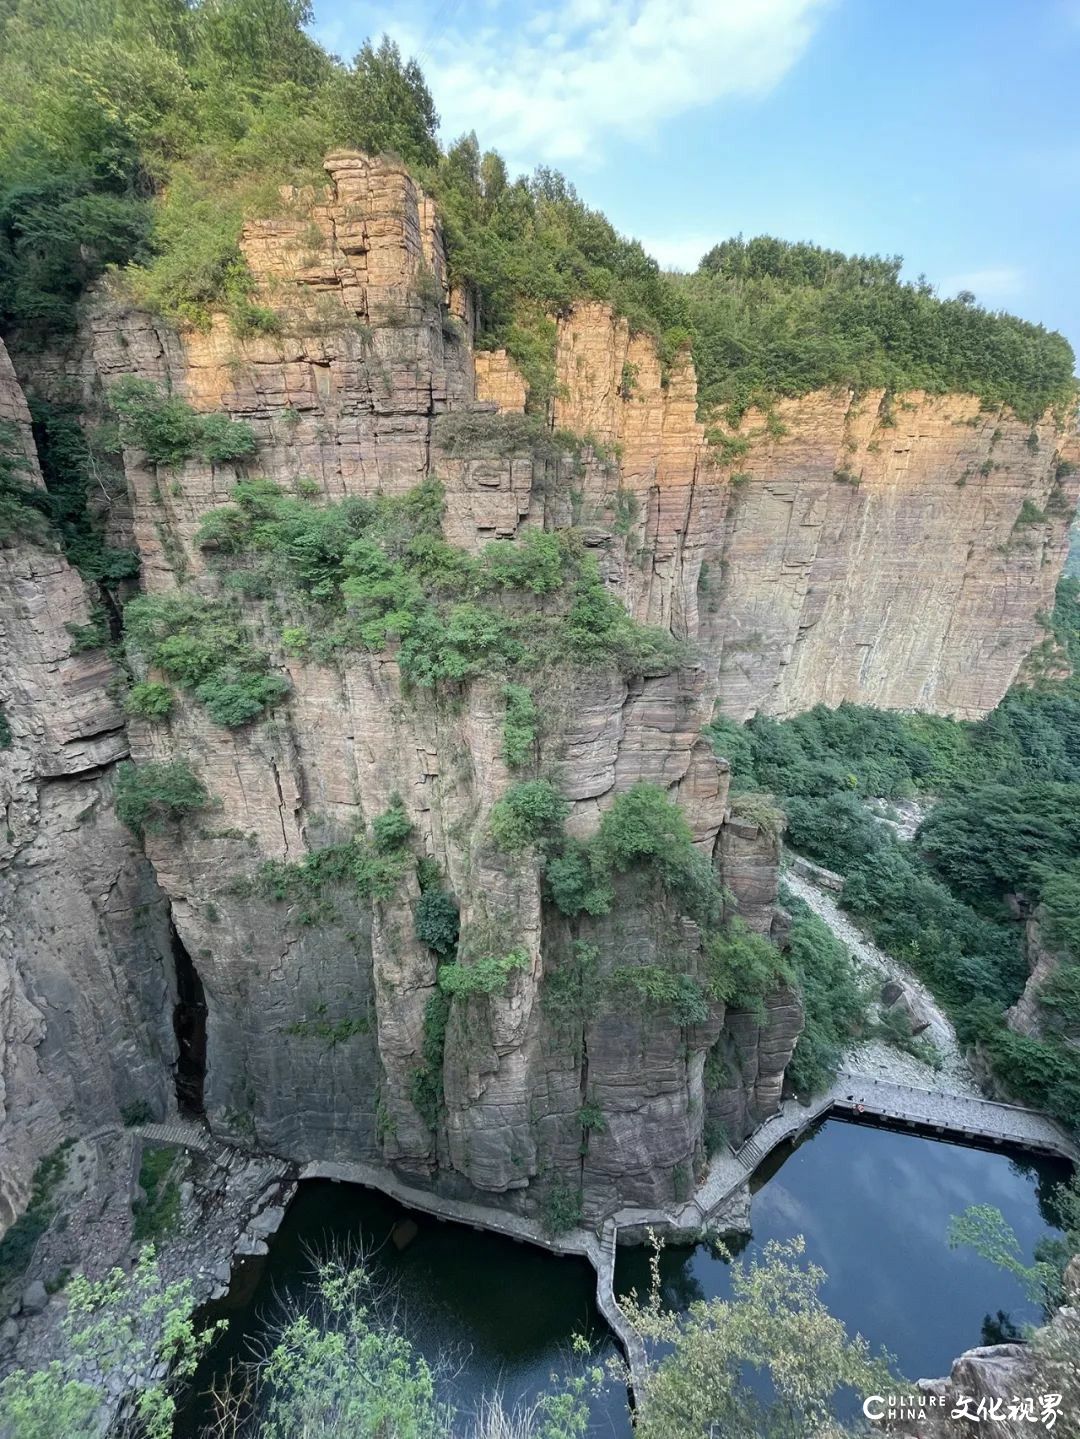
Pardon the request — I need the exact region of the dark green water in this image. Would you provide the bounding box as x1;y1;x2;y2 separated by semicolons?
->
176;1181;627;1435
176;1121;1068;1436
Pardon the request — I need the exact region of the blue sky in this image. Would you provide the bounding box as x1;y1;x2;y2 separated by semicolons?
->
311;0;1080;362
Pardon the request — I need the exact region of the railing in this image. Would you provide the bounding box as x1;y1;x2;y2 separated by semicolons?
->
733;1073;1077;1170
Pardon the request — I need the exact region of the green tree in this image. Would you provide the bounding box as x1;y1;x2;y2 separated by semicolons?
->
0;1246;222;1439
627;1236;896;1439
326;36;439;168
114;760;208;834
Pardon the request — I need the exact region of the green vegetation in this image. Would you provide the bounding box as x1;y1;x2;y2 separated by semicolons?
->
285;1005;369;1047
0;1239;903;1438
194;476;681;688
409;989;452;1131
542;941;602;1053
705;919;794;1009
501;682;538;767
231;801;417;917
114;760;208;835
536;784;792;1047
540;1176;584;1237
4;0;1069;435
370;793;413;852
680;237;1075;424
489;779;569;853
608;965;710;1026
0;1246;222;1439
413;887;460;958
110;378;256;465
626;1236;896;1439
949;1170;1080;1317
0;419;59;549
0;400;137;595
119;1099;155;1127
65;611;108;652
124;680;174;719
437;946;530;997
124;591;289;727
781;889;872;1094
22;400;140;587
0;1144;72;1294
709;586;1080;1126
545;781;722;929
132;1144;181;1242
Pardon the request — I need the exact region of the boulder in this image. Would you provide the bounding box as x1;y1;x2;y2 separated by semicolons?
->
20;1280;47;1316
881;981;931;1036
788;855;845;892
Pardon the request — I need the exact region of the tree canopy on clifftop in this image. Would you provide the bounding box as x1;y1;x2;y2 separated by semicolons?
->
0;0;1074;421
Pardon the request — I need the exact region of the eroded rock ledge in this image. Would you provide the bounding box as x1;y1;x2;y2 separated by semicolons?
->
1;152;1077;1244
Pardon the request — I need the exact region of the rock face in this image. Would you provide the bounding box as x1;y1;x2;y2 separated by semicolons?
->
548;304;1080;721
0;340;176;1233
1;151;1077;1238
1006;905;1079;1046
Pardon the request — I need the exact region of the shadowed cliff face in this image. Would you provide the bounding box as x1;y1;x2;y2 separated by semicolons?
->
0;342;176;1230
1;151;1076;1233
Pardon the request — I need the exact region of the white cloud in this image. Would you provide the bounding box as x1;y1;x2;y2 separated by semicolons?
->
635;233;716;271
938;266;1026;304
339;0;832;170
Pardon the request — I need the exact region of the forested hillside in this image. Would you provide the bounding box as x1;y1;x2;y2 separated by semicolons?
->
710;579;1080;1128
1;0;1074;420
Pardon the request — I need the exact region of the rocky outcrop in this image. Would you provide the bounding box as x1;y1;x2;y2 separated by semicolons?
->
543;303;1079;721
0;340;176;1233
3;149;1076;1239
1006;905;1078;1046
23;153;794;1227
881;980;932;1037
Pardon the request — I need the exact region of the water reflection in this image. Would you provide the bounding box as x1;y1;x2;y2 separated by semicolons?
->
616;1120;1068;1386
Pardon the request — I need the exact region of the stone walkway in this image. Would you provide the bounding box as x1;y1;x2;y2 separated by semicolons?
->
302;1059;1076;1407
734;1074;1079;1173
83;1118;213;1153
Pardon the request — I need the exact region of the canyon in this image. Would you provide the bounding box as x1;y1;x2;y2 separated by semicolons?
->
1;150;1077;1252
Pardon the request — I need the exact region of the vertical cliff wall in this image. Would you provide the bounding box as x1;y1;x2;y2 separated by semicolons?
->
3;149;1077;1236
3;153;791;1230
547;302;1079;722
0;342;176;1230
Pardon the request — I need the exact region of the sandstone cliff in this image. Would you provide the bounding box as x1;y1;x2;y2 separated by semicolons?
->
0;341;176;1231
1;151;1076;1240
547;304;1079;721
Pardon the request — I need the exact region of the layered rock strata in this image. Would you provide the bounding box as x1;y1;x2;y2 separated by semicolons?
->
2;149;1077;1238
0;341;176;1231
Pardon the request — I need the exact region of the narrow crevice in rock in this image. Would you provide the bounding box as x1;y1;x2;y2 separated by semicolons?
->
170;919;207;1117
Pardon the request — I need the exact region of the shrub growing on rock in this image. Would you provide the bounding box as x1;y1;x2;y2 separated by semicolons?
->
489;779;569;853
114;761;208;835
124;681;174;720
413;889;460;958
110;378;256;466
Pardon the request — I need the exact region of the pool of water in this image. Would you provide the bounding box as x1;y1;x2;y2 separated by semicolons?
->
616;1119;1069;1385
176;1121;1068;1436
175;1180;628;1436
